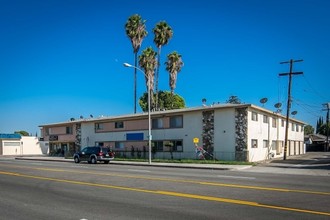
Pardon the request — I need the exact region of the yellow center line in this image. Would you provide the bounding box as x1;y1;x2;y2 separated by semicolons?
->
0;170;329;217
1;164;330;196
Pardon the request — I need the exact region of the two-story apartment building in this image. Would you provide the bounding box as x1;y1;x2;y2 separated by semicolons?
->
39;104;305;162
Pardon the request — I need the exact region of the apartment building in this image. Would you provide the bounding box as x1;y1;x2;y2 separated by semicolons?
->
39;104;305;162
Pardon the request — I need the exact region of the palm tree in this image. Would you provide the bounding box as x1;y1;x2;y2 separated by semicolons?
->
138;47;157;111
153;21;173;110
165;51;183;94
125;14;148;113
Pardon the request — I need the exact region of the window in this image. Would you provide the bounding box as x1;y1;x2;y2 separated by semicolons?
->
251;112;258;121
164;140;183;152
95;123;104;130
66;126;73;134
272;118;277;128
115;142;124;149
45;128;50;135
263;140;269;148
281;119;285;127
291;123;295;131
170;115;183;128
263;115;268;123
152;118;163;129
251;139;258;148
115;121;124;129
296;124;299;132
153;141;163;151
153;140;183;152
271;141;276;150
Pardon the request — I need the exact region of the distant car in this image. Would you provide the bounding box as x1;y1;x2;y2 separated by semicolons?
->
73;146;115;164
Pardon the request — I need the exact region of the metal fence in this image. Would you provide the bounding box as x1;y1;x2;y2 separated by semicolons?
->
114;150;237;161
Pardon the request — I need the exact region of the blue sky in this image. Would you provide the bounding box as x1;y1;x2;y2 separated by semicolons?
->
0;0;329;135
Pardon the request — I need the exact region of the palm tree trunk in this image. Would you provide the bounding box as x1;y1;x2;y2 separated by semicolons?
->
134;52;138;114
155;47;161;111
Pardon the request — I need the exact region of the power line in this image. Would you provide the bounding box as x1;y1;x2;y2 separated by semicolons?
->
302;74;327;101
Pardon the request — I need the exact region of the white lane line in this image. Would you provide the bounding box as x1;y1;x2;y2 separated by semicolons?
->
217;175;256;180
128;169;151;173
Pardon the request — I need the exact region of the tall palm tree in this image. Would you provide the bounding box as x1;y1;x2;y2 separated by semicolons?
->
138;47;157;111
125;14;147;113
165;51;184;94
153;21;173;110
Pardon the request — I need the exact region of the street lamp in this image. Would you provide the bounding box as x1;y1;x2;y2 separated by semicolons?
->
123;62;152;164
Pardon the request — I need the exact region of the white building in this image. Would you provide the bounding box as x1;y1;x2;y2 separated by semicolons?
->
39;104;305;162
0;134;47;156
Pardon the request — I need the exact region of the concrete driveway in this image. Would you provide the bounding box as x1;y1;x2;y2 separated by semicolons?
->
246;152;330;176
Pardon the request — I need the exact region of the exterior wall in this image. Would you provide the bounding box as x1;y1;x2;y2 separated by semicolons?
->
39;104;306;161
41;124;78;156
213;108;236;160
247;109;305;162
21;136;43;155
1;136;43;156
81;112;204;159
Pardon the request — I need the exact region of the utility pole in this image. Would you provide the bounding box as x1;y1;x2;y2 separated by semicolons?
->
323;103;330;151
279;59;303;160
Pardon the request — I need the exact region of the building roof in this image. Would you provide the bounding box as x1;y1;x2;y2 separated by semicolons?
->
306;134;328;142
0;133;21;139
39;103;306;127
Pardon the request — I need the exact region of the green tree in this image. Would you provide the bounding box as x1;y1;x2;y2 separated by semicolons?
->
226;95;241;104
153;21;173;110
316;117;323;134
165;51;184;94
139;90;185;112
138;47;157;110
14;130;29;136
318;123;330;136
304;125;314;135
125;14;148;113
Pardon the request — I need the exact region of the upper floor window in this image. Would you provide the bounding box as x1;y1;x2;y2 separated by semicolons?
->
170;115;183;128
291;123;295;131
263;115;268;124
296;124;299;132
66;126;73;134
115;121;124;129
95;123;104;130
45;128;50;135
272;118;277;128
152;118;163;129
251;112;258;121
281;119;285;127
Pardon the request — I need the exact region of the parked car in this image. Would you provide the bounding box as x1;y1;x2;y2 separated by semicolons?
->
73;146;115;164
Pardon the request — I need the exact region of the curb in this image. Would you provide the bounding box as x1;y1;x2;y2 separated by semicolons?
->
14;157;241;171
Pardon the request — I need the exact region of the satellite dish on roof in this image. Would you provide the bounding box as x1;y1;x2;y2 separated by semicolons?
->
202;98;207;106
260;98;268;106
274;103;282;109
291;111;298;115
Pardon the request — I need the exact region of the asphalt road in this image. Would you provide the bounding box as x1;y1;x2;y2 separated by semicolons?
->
0;157;329;220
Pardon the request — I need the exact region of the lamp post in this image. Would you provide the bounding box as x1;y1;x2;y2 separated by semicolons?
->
123;63;152;164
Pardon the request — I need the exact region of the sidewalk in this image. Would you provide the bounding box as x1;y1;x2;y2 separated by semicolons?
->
14;156;252;171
